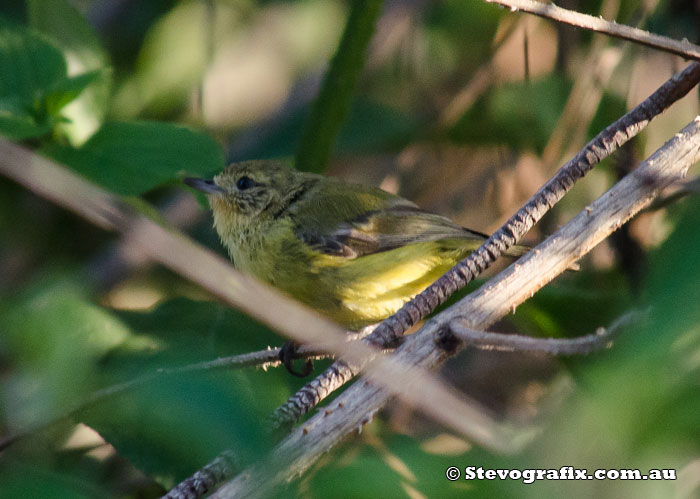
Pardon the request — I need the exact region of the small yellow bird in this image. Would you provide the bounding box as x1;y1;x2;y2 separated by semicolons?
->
186;160;526;373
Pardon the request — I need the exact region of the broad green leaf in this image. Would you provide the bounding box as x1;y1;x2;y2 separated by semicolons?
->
0;277;130;430
88;298;282;487
0;20;99;140
304;430;481;498
1;286;278;488
645;197;700;333
27;0;104;65
106;298;300;406
27;0;113;144
45;70;102;116
111;0;212;118
42;121;225;195
83;373;270;489
0;21;66;103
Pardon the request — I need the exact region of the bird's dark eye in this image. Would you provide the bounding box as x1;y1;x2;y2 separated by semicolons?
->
236;176;256;190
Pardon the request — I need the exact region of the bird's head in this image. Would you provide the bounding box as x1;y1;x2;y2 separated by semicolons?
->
185;160;305;236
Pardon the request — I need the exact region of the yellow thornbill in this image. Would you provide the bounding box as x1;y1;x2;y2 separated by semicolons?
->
185;160;526;373
185;160;527;327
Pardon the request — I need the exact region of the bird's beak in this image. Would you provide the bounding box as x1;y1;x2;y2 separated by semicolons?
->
184;177;225;194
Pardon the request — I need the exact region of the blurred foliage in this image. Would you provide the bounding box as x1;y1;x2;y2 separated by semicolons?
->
43;121;224;195
1;0;699;498
450;75;572;153
0;20;99;140
294;0;383;173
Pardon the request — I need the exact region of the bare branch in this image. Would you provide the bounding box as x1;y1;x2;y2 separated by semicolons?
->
163;450;239;499
450;309;647;355
646;175;700;211
270;61;700;428
208;116;700;499
485;0;700;61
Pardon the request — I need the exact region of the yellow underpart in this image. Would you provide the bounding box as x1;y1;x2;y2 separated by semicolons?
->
301;239;478;328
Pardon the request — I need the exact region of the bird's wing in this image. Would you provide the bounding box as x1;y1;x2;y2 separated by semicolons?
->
290;180;486;259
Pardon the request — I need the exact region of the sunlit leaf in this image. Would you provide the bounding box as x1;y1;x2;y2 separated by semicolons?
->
45;70;102;116
0;20;100;140
27;0;113;144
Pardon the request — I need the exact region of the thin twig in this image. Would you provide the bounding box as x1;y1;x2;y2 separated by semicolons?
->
485;0;700;61
208;117;700;499
450;309;647;355
269;61;700;428
0;324;383;451
646;175;700;211
0;345;331;451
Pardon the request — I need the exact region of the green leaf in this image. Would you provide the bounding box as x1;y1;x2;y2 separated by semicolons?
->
0;20;67;103
27;0;113;144
1;285;279;488
0;463;106;499
110;1;213;118
45;70;102;116
0;96;53;140
0;20;101;141
0;277;131;429
42;121;225;195
88;298;283;487
83;373;269;489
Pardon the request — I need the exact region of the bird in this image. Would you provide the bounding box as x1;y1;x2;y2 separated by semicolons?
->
185;160;527;375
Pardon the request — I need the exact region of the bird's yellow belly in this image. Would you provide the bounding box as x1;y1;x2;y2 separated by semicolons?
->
233;233;473;329
293;241;469;329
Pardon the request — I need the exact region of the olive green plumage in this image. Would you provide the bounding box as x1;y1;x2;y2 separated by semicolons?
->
187;160;525;329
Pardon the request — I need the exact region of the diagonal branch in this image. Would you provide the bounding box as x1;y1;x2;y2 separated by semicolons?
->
207;115;700;499
270;61;700;428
